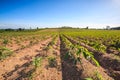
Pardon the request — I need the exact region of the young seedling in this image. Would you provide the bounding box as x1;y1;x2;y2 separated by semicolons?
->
0;47;13;60
48;56;57;67
21;45;26;49
84;78;93;80
32;57;43;70
94;70;103;80
3;39;8;46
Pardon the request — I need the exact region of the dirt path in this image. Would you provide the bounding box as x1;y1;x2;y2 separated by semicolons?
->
0;38;52;80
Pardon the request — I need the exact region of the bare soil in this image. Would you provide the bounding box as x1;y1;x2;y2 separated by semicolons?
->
0;38;52;80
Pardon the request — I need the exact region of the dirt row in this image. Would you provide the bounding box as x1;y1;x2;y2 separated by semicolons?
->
1;34;118;80
78;37;120;56
0;37;53;80
60;36;113;80
64;35;120;80
0;35;64;80
33;36;62;80
8;36;51;52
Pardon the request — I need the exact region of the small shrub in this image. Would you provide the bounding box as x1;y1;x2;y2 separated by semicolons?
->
3;39;8;45
32;57;42;69
0;47;13;60
30;41;33;45
21;45;26;49
48;56;57;67
64;52;71;60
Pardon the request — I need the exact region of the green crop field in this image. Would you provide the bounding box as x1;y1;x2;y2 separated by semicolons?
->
0;29;120;80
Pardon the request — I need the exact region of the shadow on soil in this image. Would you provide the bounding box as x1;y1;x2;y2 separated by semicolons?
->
2;61;35;80
60;37;83;80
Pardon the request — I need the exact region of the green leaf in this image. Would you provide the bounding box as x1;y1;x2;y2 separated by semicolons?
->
84;78;93;80
76;49;81;56
92;57;100;67
73;59;77;65
32;57;42;68
64;52;70;60
83;51;88;59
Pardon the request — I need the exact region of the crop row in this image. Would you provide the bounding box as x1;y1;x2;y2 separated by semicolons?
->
60;34;113;80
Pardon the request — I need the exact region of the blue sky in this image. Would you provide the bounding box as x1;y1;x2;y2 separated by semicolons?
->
0;0;120;29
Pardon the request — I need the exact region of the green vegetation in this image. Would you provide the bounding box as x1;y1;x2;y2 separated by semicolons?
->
94;70;103;80
29;57;43;80
61;35;100;67
60;29;120;51
48;56;57;67
0;47;13;60
3;39;8;45
32;57;43;69
84;78;93;80
0;28;119;80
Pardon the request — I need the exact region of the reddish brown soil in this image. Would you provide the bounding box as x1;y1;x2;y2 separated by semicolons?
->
0;35;118;80
33;37;62;80
0;38;52;80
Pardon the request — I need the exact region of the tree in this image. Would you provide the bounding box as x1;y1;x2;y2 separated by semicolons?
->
37;27;39;29
86;26;89;29
106;26;110;30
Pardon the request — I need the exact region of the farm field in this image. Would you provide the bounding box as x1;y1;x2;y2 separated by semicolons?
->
0;28;120;80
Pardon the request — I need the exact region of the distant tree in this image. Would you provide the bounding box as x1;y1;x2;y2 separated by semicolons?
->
61;26;72;28
106;26;110;30
37;27;39;29
86;26;89;29
18;28;22;31
111;27;120;30
17;28;24;31
5;28;14;31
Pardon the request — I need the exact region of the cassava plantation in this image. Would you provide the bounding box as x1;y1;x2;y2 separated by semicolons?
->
0;29;120;80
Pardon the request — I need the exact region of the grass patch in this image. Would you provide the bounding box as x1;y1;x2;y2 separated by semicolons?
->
0;47;13;60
